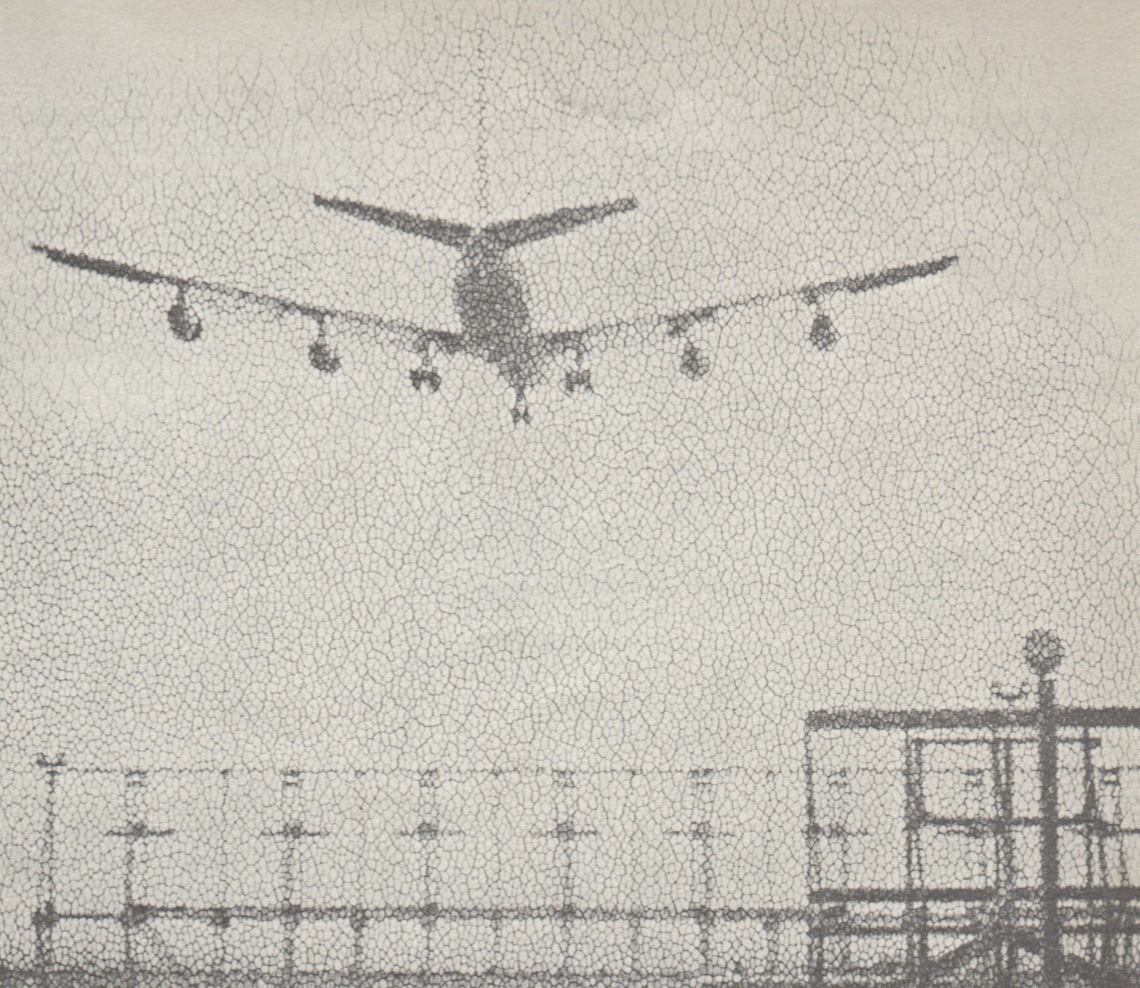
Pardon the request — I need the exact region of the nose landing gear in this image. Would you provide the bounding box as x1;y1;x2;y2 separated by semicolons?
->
556;332;592;396
510;387;531;425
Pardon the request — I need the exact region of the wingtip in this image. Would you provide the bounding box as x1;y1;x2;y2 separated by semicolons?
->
30;243;64;262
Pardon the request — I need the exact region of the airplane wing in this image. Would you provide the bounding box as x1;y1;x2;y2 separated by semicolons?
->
30;243;459;371
548;254;959;374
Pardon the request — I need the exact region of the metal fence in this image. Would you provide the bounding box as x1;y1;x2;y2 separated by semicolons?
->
5;635;1138;988
0;762;810;986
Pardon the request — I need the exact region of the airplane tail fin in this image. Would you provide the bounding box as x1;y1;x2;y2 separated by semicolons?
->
483;197;637;249
314;195;473;249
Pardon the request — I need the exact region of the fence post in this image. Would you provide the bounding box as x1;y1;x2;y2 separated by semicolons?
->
282;769;301;981
549;770;574;973
529;769;602;975
764;915;780;983
212;768;232;976
105;771;174;988
690;769;716;983
394;769;460;976
350;769;368;978
261;770;326;983
903;737;928;986
33;755;64;981
804;729;825;988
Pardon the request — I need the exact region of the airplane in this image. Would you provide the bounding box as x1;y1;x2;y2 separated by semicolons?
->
31;194;958;423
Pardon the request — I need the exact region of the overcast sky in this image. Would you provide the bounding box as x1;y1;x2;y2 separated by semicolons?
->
0;0;1137;773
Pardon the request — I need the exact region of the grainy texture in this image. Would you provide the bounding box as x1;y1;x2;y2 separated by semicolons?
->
0;0;1137;983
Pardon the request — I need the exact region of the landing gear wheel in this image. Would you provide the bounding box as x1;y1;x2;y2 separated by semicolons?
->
410;367;442;392
564;369;592;393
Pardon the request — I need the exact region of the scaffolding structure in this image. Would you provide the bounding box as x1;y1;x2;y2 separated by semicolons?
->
806;632;1140;988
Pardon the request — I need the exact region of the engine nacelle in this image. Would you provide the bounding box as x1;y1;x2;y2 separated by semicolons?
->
810;312;838;351
309;340;341;373
680;341;709;379
167;298;202;341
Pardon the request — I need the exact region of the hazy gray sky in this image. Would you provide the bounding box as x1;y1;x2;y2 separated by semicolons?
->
1;0;1137;772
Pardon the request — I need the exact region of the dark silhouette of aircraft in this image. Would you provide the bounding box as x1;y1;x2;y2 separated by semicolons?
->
32;195;957;423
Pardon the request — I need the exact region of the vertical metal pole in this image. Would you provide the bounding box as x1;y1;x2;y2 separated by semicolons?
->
994;738;1016;986
1094;765;1121;975
34;756;63;980
629;772;641;979
105;773;173;985
282;770;300;983
351;770;366;979
764;916;779;983
690;768;715;983
831;769;851;976
214;769;231;977
259;771;328;982
1024;629;1065;987
420;769;439;978
629;912;642;979
553;769;575;975
122;770;146;988
1038;674;1061;988
538;774;599;978
805;728;825;988
396;772;456;980
903;737;927;987
1080;729;1098;967
1080;729;1097;883
1099;768;1123;972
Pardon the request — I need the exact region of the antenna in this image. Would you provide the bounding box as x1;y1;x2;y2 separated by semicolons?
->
474;19;491;227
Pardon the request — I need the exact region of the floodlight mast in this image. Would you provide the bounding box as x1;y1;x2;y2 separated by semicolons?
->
1026;629;1065;988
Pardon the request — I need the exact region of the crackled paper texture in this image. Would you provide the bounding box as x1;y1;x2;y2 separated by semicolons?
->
1;0;1137;982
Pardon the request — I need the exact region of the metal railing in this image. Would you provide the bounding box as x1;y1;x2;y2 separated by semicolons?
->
2;763;810;985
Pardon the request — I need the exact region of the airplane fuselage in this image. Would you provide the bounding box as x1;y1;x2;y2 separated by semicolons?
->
453;237;538;391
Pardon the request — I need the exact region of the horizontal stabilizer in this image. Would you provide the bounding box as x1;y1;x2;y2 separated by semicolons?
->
484;197;637;249
314;195;473;248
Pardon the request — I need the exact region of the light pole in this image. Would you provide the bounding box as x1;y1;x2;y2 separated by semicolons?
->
1024;629;1065;988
